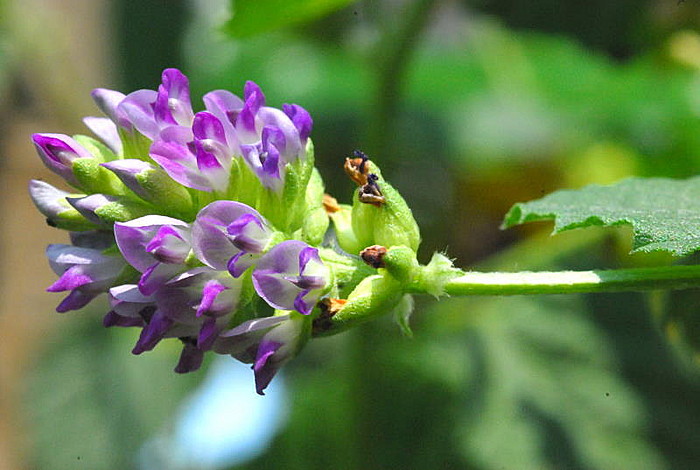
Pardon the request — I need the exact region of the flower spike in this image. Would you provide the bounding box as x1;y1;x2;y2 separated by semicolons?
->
29;67;427;395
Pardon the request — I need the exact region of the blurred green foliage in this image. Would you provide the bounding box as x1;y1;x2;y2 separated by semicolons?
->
223;0;357;38
20;0;700;469
27;309;204;470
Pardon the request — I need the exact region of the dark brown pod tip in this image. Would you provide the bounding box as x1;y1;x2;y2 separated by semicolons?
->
360;244;388;269
313;298;348;334
358;173;385;207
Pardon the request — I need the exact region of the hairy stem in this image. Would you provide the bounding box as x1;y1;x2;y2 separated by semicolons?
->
418;265;700;296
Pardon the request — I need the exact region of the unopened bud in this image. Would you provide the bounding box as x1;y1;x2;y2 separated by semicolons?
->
67;194;153;226
102;159;194;219
29;180;96;231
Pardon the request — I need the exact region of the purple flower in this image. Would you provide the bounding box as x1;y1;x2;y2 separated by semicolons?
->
29;180;96;230
101;159;162;200
283;104;313;143
252;241;329;315
69;230;116;250
201;81;311;191
155;68;194;126
116;68;194;140
240;128;284;192
116;89;160;138
192;201;273;276
83;116;123;155
30;67;324;390
32;133;95;187
91;88;126;124
202;89;243;145
114;215;192;295
46;244;127;313
107;267;242;372
215;313;310;395
149;112;234;193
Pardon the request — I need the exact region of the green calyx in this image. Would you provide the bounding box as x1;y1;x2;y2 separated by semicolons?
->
301;167;330;246
73;135;118;162
118;128;152;160
72;158;126;195
93;197;154;225
412;252;463;297
47;198;97;231
254;140;316;233
134;166;195;220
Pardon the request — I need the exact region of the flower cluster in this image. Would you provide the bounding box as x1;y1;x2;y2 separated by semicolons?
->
30;68;425;394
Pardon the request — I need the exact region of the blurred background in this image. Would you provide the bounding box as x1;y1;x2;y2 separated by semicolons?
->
2;0;700;468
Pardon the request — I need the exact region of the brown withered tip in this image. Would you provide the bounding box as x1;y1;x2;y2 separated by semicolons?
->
322;193;341;213
360;245;388;269
358;173;385;207
313;298;348;333
344;150;371;186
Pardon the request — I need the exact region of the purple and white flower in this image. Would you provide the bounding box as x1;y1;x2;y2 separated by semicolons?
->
149;112;234;193
101;159;163;201
91;88;126;125
114;215;192;295
116;68;194;140
82;116;123;155
31;67;327;393
107;267;242;372
252;240;329;315
32;133;95;187
202;80;312;191
192;200;273;277
46;244;127;313
215;313;310;395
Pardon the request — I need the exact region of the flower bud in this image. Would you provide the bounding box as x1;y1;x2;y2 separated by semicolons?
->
29;180;96;231
102;159;194;219
46;244;128;312
91;88;126;123
67;194;153;226
32;133;94;188
81;118;123;155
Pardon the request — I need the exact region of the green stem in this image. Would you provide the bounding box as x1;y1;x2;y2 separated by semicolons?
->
419;265;700;296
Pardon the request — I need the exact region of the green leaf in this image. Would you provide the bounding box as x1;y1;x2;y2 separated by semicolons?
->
503;176;700;256
224;0;356;38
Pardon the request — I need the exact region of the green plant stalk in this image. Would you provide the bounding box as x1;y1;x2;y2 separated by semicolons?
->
416;265;700;296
